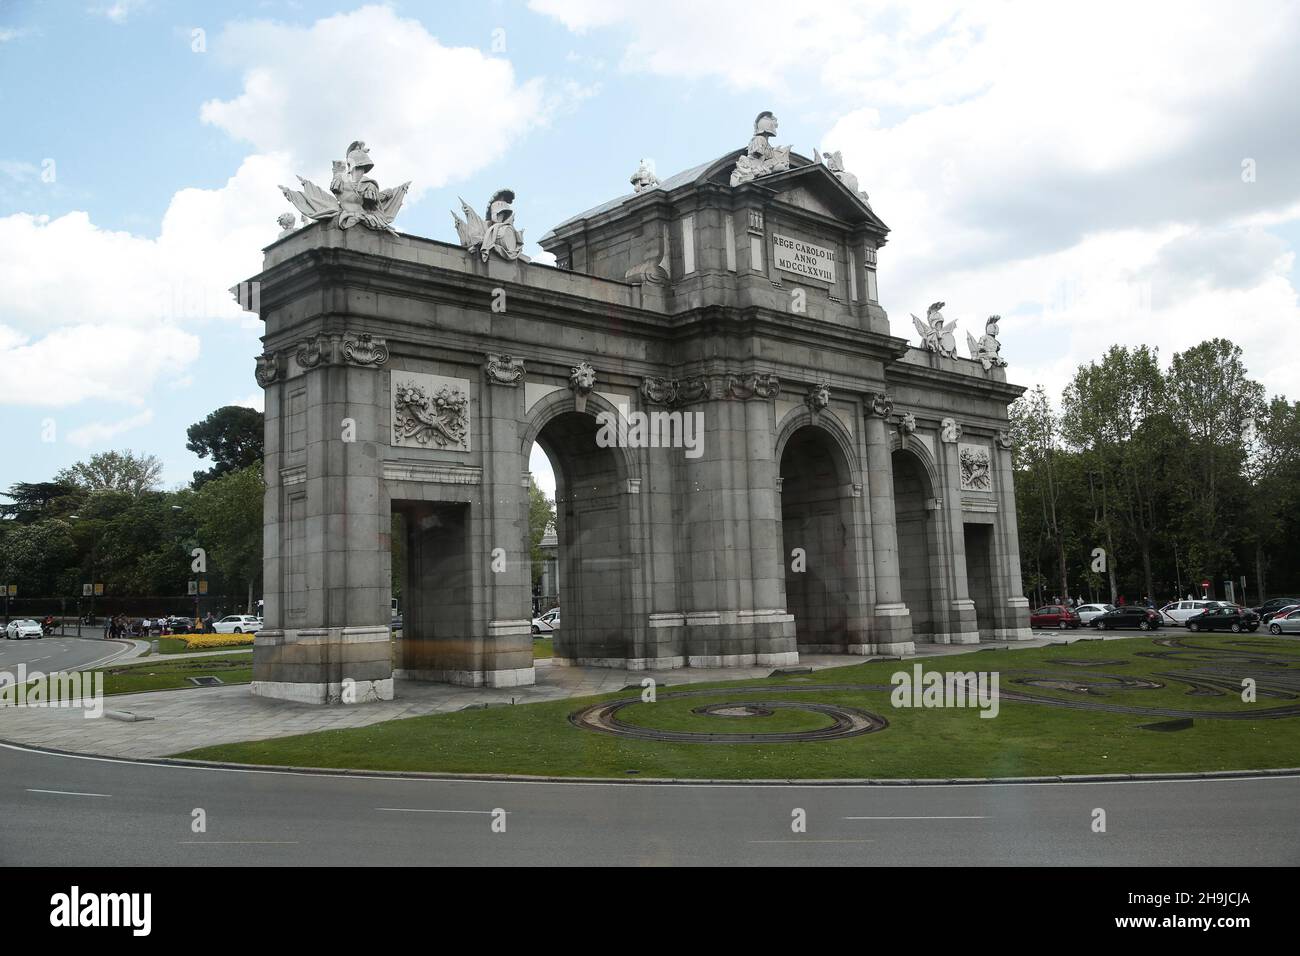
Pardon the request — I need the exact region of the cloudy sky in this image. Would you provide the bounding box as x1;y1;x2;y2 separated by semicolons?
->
2;0;1298;498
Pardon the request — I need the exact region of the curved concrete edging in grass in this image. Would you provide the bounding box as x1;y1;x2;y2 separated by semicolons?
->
2;737;1297;787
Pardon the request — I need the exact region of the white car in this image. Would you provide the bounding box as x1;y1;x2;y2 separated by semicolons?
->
211;615;263;634
531;608;560;635
4;619;42;640
1159;600;1216;625
1075;603;1115;625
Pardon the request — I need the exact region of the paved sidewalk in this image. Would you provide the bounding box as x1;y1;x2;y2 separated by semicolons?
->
0;634;1092;760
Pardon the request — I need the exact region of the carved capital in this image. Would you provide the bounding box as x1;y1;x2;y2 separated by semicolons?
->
294;334;332;370
868;392;894;418
485;353;525;386
727;372;780;401
254;351;286;388
641;375;711;407
940;417;962;443
341;333;389;368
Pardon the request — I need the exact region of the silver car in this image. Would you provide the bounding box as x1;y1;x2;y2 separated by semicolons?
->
1159;599;1217;624
1267;610;1300;636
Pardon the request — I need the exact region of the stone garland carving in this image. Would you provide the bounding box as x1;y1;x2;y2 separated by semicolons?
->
897;412;917;435
814;148;871;208
966;315;1008;371
726;373;780;401
342;333;389;367
254;351;285;388
485;353;525;386
805;383;831;412
868;392;894;418
912;301;959;359
730;111;792;187
639;376;711;407
393;381;468;449
940;417;962;443
279;141;409;237
452;189;531;263
959;443;992;492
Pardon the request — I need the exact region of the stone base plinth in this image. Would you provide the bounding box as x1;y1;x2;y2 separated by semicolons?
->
252;625;395;705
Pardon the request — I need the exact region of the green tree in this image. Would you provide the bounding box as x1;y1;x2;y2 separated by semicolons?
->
0;481;83;523
1010;386;1070;603
191;462;264;612
56;450;163;496
186;405;264;486
1166;339;1264;592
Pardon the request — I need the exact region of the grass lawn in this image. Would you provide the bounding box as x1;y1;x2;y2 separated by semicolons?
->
533;637;553;660
177;634;1300;780
9;653;253;697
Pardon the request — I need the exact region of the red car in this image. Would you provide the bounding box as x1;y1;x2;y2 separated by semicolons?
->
1030;604;1082;629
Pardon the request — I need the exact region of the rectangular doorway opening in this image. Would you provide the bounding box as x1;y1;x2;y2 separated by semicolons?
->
963;522;995;641
392;500;472;675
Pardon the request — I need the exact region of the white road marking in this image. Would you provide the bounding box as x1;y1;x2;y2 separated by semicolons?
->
749;839;875;844
845;815;987;820
376;807;505;814
26;788;112;797
179;841;298;845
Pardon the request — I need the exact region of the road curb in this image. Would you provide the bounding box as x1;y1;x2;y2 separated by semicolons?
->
2;736;1297;786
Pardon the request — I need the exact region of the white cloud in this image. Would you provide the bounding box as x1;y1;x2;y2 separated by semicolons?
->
90;1;146;24
533;0;1300;399
67;409;155;448
234;391;264;413
0;154;285;407
199;5;549;199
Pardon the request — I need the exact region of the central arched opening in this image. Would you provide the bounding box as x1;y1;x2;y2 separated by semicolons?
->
532;411;632;663
778;424;862;651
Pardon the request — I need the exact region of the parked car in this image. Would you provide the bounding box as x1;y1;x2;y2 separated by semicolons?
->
1029;605;1081;629
1186;606;1260;633
1257;598;1300;622
4;619;43;640
531;608;561;635
166;616;194;634
1267;609;1300;635
1158;599;1217;625
211;614;263;634
1092;605;1163;631
1074;603;1115;624
391;614;403;632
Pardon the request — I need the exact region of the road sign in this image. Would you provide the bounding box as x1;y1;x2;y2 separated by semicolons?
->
187;580;198;596
83;583;93;596
94;583;104;596
2;584;14;597
198;580;209;595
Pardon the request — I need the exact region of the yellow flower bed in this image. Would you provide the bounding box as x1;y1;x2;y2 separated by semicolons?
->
183;633;256;649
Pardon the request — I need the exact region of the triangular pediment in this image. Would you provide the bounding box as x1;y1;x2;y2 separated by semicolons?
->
759;162;888;235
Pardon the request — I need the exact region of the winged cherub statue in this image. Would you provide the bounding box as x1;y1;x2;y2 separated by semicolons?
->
912;301;959;359
452;189;531;263
967;315;1008;371
279;141;409;236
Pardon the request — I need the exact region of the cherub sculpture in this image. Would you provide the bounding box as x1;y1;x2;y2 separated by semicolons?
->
967;315;1008;371
912;301;959;359
452;189;531;263
279;141;409;236
730;111;792;186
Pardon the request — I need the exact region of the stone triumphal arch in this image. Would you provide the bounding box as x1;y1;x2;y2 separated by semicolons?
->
246;122;1031;704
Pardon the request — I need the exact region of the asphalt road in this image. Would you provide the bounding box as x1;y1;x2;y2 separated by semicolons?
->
1;743;1296;866
0;636;128;677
